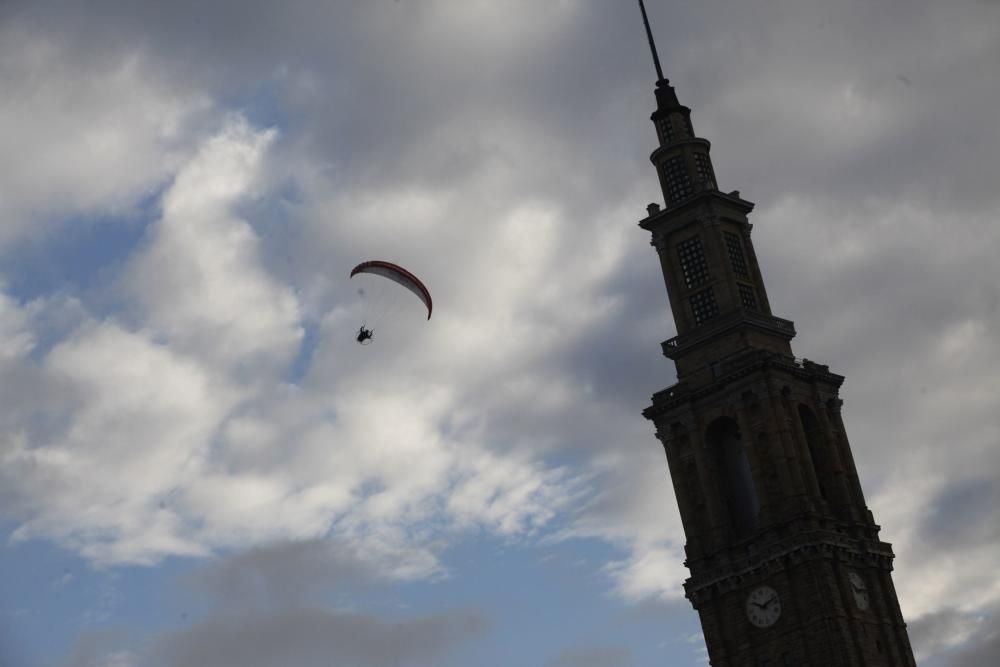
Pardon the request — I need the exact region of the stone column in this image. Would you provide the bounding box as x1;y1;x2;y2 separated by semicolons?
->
752;393;798;520
827;399;870;518
811;392;857;521
784;390;825;507
763;378;811;514
659;425;699;546
735;405;767;527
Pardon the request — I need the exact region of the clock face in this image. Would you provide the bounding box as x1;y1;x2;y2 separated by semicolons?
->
746;585;781;628
848;571;870;610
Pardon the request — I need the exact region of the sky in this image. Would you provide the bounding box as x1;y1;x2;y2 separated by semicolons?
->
0;1;998;665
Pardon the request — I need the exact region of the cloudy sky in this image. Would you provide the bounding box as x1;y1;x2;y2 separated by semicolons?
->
0;0;998;665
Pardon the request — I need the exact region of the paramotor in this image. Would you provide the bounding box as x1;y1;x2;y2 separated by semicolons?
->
349;261;432;343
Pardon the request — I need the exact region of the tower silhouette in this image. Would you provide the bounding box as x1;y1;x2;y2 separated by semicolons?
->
635;2;917;664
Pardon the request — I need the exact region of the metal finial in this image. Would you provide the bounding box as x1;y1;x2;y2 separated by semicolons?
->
638;0;665;82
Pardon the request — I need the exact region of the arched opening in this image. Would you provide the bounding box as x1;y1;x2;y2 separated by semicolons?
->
669;427;705;532
674;431;704;512
799;405;833;504
706;417;759;538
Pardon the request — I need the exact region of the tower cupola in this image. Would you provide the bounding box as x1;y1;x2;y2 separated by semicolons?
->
649;80;718;206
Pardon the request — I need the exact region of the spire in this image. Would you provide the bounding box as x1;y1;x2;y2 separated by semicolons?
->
638;0;665;83
637;1;681;112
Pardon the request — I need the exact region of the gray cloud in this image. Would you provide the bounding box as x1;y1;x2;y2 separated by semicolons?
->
67;541;490;667
546;645;633;667
949;623;1000;667
185;539;378;611
53;627;138;667
147;606;487;667
908;606;990;661
166;541;487;667
922;478;1000;549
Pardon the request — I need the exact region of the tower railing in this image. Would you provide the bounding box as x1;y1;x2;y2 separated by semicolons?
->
662;310;795;356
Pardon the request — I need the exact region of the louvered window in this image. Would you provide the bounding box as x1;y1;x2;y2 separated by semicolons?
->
738;283;758;311
656;117;674;144
725;231;749;277
694;153;716;189
677;235;709;288
672;114;692;139
690;288;719;324
663;156;693;203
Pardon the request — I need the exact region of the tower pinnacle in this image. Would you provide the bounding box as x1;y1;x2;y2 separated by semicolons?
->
637;0;665;83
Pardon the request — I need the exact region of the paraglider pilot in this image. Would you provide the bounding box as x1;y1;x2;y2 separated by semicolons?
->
356;326;374;344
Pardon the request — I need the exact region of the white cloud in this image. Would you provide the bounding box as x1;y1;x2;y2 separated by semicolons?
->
0;290;35;359
4;319;228;563
99;650;139;667
603;545;688;604
127;117;302;380
0;22;209;246
0;116;307;564
0;116;583;573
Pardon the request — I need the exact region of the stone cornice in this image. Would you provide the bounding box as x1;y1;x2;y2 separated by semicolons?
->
638;189;755;233
662;310;796;360
684;530;895;604
644;353;845;421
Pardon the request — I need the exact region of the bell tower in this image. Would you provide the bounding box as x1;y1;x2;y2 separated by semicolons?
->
635;2;916;665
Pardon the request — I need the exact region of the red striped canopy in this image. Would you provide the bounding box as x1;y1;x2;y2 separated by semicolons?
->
350;260;432;320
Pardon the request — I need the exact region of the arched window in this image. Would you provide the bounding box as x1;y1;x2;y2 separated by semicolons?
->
706;417;759;538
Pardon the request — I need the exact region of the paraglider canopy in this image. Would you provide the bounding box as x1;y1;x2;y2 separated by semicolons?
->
350;260;432;320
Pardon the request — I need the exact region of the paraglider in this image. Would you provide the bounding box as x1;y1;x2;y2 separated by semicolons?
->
349;261;432;344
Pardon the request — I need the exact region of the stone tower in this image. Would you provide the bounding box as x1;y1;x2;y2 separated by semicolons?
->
635;4;917;665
